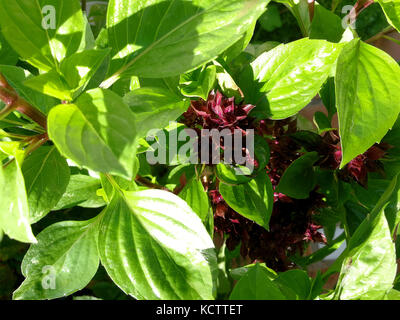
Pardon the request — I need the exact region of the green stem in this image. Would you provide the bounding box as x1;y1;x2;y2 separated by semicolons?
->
365;26;395;44
382;35;400;46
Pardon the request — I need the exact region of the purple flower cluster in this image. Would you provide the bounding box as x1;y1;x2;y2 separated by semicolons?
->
181;91;388;271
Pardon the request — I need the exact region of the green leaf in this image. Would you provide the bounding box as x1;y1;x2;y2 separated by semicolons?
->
60;49;111;94
385;289;400;300
274;270;312;300
215;163;253;185
179;65;216;100
213;60;243;100
335;207;397;299
230;263;277;281
319;77;336;120
352;176;400;235
48;88;138;179
0;0;85;71
23;70;73;101
219;170;273;230
123;87;189;138
0;31;19;65
313;111;334;133
336;39;400;167
98;189;217;300
0;65;57;114
259;4;282;32
22;146;70;223
104;0;270;82
24;49;111;101
309;3;344;43
13;218;100;300
221;22;256;63
0;142;36;243
277;152;319;199
229;263;286;300
53;174;105;210
179;177;210;222
377;0;400;32
240;38;342;119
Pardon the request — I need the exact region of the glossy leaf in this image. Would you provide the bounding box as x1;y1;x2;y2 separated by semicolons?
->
219;170;273;230
22;146;70;223
215;163;253;185
230;263;277;281
229;263;286;300
24;49;111;101
179;65;216;100
123;87;189;138
48;88;138;179
13;218;100;300
274;270;311;300
104;0;270;82
277;152;319;199
240;38;342;119
23;70;73;101
335;39;400;167
98;189;217;300
335;207;397;299
377;0;400;32
309;3;344;43
0;0;85;71
54;175;105;210
179;177;210;222
221;22;256;63
0;142;36;243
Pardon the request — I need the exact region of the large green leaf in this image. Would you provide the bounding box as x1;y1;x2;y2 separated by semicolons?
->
335;201;397;299
229;263;286;300
276;152;319;199
0;142;36;243
123;87;189;138
239;38;342;119
13;218;100;300
377;0;400;32
53;174;105;210
335;39;400;167
219;170;273;230
0;0;85;71
103;0;270;83
98;189;217;300
22;146;70;223
47;88;138;179
24;49;111;101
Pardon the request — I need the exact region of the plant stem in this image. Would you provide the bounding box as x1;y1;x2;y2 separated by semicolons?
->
382;35;400;46
24;133;49;156
365;26;395;43
135;175;171;192
0;73;47;129
308;0;315;22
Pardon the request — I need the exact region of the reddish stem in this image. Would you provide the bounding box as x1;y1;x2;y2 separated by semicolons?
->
0;74;47;129
308;0;315;22
135;175;172;192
